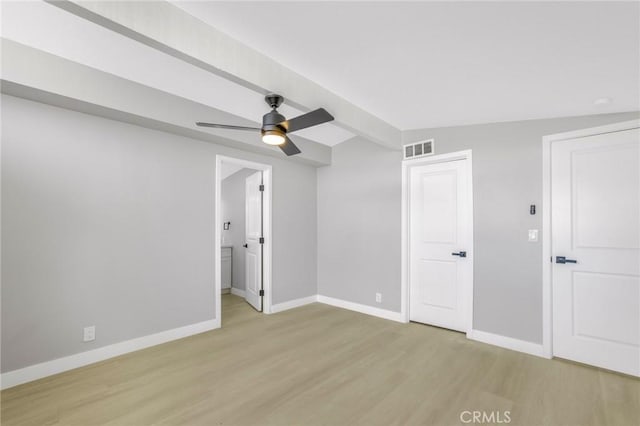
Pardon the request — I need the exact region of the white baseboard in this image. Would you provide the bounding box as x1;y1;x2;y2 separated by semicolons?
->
467;329;547;358
317;295;405;323
271;295;318;313
1;319;219;390
230;287;245;298
0;303;548;390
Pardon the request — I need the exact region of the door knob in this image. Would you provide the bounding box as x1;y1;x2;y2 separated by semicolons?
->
451;251;467;258
243;243;248;248
556;256;577;264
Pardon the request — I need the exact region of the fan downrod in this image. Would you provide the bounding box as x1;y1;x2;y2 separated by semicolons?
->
265;93;284;109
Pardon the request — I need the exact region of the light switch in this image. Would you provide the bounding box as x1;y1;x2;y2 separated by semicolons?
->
528;229;539;242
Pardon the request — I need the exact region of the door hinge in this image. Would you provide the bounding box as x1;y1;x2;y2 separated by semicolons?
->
259;289;264;296
259;237;265;244
259;184;264;192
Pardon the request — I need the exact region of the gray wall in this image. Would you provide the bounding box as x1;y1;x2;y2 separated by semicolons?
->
1;95;318;373
4;92;636;375
221;168;256;291
318;111;640;345
317;137;403;312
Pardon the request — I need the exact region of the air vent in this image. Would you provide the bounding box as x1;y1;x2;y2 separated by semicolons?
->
403;139;434;160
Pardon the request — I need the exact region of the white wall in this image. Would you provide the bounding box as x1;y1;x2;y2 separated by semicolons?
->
317;111;640;344
1;95;318;373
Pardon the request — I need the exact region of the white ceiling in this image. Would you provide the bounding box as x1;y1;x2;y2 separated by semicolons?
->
174;1;640;130
1;1;354;147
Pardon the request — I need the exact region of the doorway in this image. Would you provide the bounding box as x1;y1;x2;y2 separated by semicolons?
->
401;150;474;333
215;155;273;328
542;120;640;376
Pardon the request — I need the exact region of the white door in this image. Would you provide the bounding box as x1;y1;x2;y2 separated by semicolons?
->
409;159;472;332
552;127;640;376
244;171;263;312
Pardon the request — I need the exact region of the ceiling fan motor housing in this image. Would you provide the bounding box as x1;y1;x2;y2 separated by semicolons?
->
262;110;287;134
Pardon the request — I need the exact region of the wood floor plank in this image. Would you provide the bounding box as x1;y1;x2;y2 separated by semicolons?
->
2;294;639;425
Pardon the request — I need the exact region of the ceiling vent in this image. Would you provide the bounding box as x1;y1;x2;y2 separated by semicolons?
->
403;139;434;160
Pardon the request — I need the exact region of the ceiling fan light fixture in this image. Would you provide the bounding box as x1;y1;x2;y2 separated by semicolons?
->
262;129;286;145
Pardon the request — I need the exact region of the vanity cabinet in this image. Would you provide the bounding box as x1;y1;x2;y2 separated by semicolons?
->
222;246;232;290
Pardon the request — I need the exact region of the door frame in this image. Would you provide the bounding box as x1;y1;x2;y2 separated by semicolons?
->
401;149;474;333
215;154;273;327
541;119;640;358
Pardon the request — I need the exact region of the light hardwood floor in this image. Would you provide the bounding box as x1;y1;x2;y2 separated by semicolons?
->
2;294;639;425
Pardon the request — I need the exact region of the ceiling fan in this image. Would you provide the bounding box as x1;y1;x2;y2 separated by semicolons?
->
196;94;334;156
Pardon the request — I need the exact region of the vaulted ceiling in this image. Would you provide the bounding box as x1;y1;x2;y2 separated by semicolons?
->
175;1;640;130
2;1;638;166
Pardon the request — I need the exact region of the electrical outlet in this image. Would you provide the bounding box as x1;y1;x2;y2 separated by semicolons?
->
83;326;95;342
375;293;382;303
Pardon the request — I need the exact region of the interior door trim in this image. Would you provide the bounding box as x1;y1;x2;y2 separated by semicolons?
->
215;155;273;328
401;149;474;334
541;119;640;359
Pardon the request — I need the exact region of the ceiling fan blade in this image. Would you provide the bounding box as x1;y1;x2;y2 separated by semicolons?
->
196;122;260;131
282;108;334;133
279;136;302;156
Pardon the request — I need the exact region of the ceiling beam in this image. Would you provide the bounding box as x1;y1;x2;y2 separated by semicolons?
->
46;0;401;150
1;39;332;166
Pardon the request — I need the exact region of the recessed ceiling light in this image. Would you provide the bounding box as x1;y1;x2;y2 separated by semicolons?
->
594;97;612;106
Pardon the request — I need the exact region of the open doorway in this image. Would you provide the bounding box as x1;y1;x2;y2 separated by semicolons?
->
215;155;272;327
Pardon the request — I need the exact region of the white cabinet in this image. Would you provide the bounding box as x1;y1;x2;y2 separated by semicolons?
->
221;247;232;290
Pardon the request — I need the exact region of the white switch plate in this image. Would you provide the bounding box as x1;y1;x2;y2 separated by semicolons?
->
528;229;539;242
375;293;382;303
83;326;96;342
